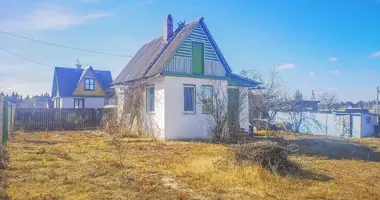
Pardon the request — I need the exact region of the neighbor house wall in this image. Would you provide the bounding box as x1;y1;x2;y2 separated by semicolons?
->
61;97;74;108
276;112;378;138
351;115;362;138
84;98;105;108
164;76;228;140
360;114;376;137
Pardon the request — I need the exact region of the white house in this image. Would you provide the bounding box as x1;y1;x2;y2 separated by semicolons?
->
112;15;260;140
51;66;114;109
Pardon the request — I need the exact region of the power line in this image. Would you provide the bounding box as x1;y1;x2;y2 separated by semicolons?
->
0;30;134;58
0;47;52;68
0;75;51;81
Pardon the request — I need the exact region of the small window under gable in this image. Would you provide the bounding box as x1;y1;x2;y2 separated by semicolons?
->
84;78;95;91
192;42;204;74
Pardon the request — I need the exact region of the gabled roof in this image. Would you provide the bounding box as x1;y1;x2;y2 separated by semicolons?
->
52;67;112;97
113;18;232;85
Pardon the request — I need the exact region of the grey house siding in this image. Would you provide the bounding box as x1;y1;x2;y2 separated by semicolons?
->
162;24;226;77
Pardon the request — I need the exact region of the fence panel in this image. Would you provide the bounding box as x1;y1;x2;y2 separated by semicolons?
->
15;108;105;131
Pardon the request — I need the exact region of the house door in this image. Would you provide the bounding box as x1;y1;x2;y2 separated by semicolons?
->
228;88;240;130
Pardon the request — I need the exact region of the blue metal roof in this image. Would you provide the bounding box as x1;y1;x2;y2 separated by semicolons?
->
52;67;113;97
227;73;261;87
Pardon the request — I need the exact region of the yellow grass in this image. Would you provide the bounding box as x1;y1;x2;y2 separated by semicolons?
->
4;131;380;199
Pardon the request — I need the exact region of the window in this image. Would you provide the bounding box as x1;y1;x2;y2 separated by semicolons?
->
74;99;84;109
84;78;95;91
366;116;372;124
202;86;213;113
184;85;196;113
146;86;155;113
192;42;204;74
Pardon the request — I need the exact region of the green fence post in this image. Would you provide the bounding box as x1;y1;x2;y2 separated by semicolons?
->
3;102;8;145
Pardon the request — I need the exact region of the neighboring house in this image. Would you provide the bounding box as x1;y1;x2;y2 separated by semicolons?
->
290;100;320;112
112;15;260;140
51;66;113;109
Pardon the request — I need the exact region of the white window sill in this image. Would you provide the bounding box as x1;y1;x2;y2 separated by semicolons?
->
183;111;196;114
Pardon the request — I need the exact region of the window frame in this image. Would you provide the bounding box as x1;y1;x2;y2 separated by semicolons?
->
146;86;155;113
183;84;196;114
201;85;213;114
366;116;372;124
191;41;205;75
74;98;85;109
84;78;95;91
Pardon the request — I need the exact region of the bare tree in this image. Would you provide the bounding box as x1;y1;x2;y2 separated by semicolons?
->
241;69;288;135
319;90;339;111
198;80;248;143
115;80;162;139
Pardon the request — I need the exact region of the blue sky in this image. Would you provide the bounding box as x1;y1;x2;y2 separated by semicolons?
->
0;0;379;101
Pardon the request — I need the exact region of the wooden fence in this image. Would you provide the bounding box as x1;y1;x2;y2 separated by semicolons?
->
15;108;106;131
0;96;16;146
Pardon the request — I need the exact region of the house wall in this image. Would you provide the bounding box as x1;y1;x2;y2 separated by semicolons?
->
239;87;249;132
115;77;166;139
164;76;228;140
143;77;166;139
72;70;105;96
360;114;377;137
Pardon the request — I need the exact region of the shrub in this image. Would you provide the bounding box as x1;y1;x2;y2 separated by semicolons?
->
233;141;300;176
0;147;9;170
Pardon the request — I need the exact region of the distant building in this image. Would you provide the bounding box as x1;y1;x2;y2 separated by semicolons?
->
290;100;320;112
18;96;52;108
51;66;113;109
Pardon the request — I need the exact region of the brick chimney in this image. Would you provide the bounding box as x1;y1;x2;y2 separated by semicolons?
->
163;14;173;42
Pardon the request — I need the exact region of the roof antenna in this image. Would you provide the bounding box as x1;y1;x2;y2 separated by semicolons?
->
76;59;82;69
175;20;186;33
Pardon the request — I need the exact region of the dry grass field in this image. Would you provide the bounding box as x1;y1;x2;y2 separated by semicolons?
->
3;131;380;200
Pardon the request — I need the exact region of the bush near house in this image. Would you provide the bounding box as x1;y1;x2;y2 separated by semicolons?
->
3;131;380;200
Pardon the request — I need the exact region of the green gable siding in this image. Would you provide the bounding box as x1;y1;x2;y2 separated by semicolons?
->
175;24;219;61
162;23;226;77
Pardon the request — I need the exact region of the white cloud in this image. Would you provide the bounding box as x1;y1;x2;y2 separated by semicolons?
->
309;71;315;76
331;70;339;75
0;5;112;32
368;51;380;59
275;63;295;71
329;57;338;62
